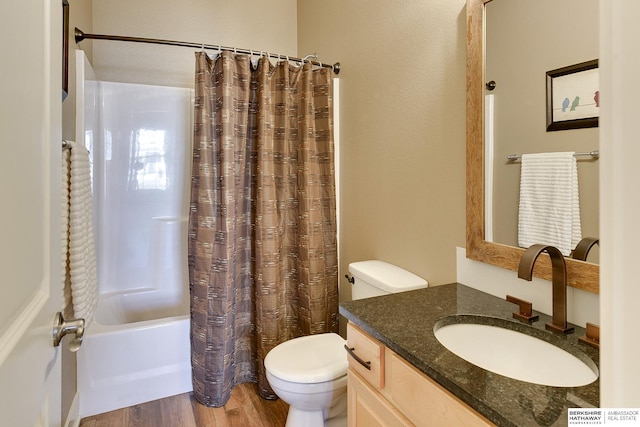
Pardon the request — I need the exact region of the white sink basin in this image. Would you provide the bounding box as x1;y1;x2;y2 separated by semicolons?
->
434;316;598;387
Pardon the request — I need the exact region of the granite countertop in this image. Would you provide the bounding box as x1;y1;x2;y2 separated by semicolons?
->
339;283;599;427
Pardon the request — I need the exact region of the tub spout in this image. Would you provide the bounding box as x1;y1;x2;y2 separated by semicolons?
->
518;244;574;334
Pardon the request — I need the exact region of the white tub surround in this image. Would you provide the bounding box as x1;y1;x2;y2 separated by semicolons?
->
76;52;194;417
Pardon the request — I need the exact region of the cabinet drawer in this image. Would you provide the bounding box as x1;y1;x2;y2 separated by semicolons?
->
346;323;385;389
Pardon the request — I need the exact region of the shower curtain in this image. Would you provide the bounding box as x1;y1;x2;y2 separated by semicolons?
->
189;51;339;407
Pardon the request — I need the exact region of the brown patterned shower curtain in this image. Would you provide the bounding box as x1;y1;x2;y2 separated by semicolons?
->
188;51;339;407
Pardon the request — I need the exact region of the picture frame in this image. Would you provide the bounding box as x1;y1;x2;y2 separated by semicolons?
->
62;0;69;101
546;59;599;131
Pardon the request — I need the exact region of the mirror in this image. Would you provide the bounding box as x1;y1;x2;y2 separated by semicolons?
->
466;0;599;293
485;0;599;264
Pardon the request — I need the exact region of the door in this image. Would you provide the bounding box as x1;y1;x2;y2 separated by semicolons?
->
0;0;63;426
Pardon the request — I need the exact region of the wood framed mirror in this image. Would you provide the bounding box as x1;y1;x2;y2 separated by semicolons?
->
465;0;599;294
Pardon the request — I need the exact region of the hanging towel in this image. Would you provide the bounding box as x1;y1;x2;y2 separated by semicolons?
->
518;152;582;256
62;141;98;325
61;148;72;317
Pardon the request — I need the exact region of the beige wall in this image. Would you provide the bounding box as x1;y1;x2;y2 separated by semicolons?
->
487;0;599;256
83;0;468;302
79;0;466;331
90;0;297;88
298;0;467;299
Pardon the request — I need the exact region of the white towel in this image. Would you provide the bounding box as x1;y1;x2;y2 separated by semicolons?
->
62;141;98;325
518;152;582;256
61;148;72;317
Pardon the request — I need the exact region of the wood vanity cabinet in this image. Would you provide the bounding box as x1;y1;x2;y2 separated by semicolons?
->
346;323;494;427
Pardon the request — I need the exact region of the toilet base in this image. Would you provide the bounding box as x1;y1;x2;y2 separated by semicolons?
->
285;407;324;427
283;392;347;427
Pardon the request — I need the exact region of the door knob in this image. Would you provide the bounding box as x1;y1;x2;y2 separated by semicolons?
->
53;312;85;352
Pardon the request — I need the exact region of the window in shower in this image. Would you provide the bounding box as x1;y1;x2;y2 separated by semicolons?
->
130;128;168;191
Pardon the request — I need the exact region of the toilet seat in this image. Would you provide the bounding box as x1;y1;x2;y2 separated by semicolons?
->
264;333;348;384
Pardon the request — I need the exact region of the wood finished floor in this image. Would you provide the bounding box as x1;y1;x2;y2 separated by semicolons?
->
79;383;289;427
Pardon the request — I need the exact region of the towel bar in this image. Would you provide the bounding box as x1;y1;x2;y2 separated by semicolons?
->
507;150;599;161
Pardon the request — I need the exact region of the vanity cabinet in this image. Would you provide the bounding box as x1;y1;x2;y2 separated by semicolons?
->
348;370;411;427
346;323;494;427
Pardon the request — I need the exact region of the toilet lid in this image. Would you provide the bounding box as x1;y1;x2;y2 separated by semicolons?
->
264;333;348;384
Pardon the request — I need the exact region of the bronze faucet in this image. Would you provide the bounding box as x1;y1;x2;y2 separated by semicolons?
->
571;237;599;261
518;244;574;334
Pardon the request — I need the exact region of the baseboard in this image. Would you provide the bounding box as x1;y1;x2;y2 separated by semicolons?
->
63;392;80;427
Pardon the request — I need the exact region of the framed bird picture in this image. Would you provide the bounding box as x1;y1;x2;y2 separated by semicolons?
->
546;59;599;131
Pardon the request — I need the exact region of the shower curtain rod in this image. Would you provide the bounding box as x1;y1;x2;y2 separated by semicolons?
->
75;28;341;74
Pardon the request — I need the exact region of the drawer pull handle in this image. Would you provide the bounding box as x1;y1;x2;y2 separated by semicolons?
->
344;345;371;370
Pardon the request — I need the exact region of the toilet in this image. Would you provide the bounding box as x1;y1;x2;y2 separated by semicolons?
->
264;260;428;427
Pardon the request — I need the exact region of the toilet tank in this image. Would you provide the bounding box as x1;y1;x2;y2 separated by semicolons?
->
348;260;428;300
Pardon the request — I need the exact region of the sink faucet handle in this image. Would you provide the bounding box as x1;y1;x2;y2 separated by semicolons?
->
506;295;540;323
578;322;600;349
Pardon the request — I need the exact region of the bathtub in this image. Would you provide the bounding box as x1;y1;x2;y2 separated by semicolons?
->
77;290;192;417
77;215;192;417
